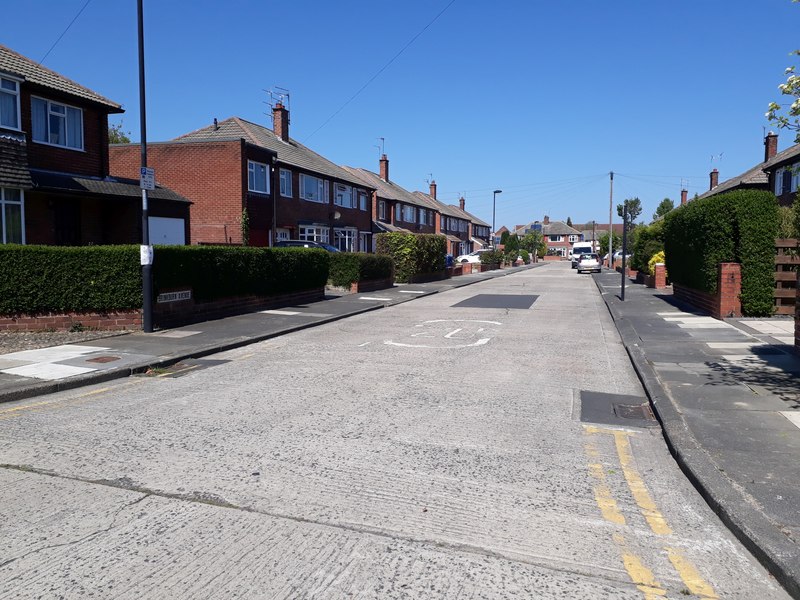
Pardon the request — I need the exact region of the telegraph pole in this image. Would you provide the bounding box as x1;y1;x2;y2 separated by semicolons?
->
607;171;614;268
138;0;153;332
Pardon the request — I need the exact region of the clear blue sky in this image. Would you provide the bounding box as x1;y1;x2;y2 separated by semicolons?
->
5;1;799;230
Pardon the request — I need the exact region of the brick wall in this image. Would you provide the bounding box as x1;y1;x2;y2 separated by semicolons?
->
673;262;741;319
111;140;246;245
0;311;141;332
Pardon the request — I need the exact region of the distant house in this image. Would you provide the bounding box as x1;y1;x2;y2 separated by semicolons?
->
515;216;581;257
341;155;437;248
413;183;472;256
694;132;777;203
111;104;374;250
453;196;491;250
0;44;189;245
762;138;800;208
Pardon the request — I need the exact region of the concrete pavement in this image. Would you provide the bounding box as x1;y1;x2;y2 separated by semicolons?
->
595;269;800;598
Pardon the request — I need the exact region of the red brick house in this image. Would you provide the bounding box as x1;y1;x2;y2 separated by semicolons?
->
413;184;472;256
694;132;776;203
514;216;580;257
342;155;437;248
0;44;189;246
762;136;800;208
110;105;374;250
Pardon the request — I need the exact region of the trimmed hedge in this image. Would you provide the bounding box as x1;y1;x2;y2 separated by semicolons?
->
153;246;329;301
0;245;330;316
375;233;446;283
329;252;394;287
631;220;664;273
663;189;779;316
0;245;142;315
479;249;504;265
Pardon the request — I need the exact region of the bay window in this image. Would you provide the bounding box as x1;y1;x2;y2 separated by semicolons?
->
298;225;329;243
334;227;357;252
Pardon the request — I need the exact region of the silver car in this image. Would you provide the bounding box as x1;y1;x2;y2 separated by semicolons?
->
576;253;601;274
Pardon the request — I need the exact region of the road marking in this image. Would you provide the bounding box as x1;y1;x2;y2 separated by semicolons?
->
385;338;489;348
584;428;626;526
260;309;300;315
613;534;667;599
781;412;800;429
358;342;371;347
613;430;672;535
398;290;425;294
359;296;392;301
666;547;718;598
153;330;201;338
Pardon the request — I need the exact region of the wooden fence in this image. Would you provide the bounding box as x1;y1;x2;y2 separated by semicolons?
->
775;238;799;315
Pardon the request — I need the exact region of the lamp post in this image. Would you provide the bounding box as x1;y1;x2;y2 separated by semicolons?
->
492;189;502;247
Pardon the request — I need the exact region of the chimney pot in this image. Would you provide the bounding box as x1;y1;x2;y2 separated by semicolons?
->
379;154;389;181
764;131;778;162
459;196;465;211
710;168;719;190
680;189;688;206
543;215;550;225
429;180;437;199
273;103;289;142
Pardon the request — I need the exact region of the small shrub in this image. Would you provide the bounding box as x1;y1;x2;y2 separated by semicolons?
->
329;253;394;287
376;233;446;283
479;249;504;265
648;251;666;276
519;249;530;263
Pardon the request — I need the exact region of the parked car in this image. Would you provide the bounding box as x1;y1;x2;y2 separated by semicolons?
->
274;240;340;252
455;249;489;263
576;253;601;274
570;243;595;268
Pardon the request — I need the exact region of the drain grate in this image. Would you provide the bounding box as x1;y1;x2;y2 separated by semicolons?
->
579;391;659;428
86;356;121;364
613;403;656;421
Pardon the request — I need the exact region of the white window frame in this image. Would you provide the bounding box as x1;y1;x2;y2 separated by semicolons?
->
568;234;579;243
0;76;21;131
276;228;290;242
0;187;25;244
395;204;401;222
402;205;416;222
334;227;358;252
775;168;784;195
549;235;563;242
279;169;292;197
299;173;328;203
31;96;84;150
334;183;353;208
298;225;330;243
359;231;371;252
248;160;269;194
358;190;368;211
378;200;387;220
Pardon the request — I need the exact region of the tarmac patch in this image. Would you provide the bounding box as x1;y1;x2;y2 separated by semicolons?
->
451;294;538;309
579;391;658;428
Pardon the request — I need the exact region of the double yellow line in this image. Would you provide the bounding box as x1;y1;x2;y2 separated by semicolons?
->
584;425;718;599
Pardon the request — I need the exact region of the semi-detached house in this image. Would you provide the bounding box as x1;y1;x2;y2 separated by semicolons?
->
110;103;374;250
0;44;189;246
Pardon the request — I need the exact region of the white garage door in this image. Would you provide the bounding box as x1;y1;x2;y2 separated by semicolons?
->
148;217;186;245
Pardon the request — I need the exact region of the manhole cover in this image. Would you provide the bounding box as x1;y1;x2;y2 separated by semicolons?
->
452;294;538;309
613;403;655;421
86;356;121;364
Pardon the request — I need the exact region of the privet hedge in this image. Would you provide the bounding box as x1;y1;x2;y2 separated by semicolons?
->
0;245;330;315
663;189;779;316
375;233;446;283
0;245;142;314
328;252;395;287
631;220;664;273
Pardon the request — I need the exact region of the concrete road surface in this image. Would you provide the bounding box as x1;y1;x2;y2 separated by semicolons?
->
0;262;789;599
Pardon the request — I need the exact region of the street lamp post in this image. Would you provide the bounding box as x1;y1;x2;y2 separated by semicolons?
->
492;189;502;247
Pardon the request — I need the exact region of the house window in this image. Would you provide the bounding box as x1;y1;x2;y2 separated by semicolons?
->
782;169;793;195
334;228;357;252
248;161;269;193
31;97;83;150
403;205;416;222
0;77;20;130
298;225;329;243
569;234;579;243
358;190;368;211
378;200;387;220
334;183;353;208
549;235;562;242
459;220;467;233
419;209;427;225
276;228;290;242
279;169;292;197
299;174;327;203
0;188;24;244
395;204;401;222
359;232;371;252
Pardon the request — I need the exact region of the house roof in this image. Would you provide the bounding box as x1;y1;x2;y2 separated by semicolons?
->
695;164;769;201
341;166;429;209
512;220;581;236
762;142;800;171
29;169;190;203
373;220;413;234
0;133;33;188
0;44;122;112
412;191;462;218
174;117;368;189
448;203;490;227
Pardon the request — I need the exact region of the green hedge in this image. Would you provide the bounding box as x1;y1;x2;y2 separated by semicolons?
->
153;246;329;301
0;245;330;315
0;245;142;314
663;189;779;316
329;252;394;287
631;220;664;273
479;249;504;265
375;233;446;283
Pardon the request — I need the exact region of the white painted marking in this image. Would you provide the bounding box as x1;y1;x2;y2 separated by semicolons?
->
359;296;392;301
1;345;110;363
781;412;800;429
677;323;730;329
421;319;502;325
399;290;426;294
260;310;301;316
707;342;766;349
2;363;96;381
155;330;202;338
358;342;371;347
775;337;795;345
385;338;490;349
444;328;464;339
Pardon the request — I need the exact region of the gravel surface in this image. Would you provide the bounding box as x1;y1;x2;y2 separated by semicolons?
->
0;330;131;355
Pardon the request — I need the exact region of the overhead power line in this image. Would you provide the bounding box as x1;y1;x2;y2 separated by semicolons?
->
39;0;93;65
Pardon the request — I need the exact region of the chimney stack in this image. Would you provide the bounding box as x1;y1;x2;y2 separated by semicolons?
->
459;196;465;211
543;215;550;225
429;180;437;199
709;169;719;190
273;103;289;142
765;131;778;162
379;154;389;181
680;189;688;206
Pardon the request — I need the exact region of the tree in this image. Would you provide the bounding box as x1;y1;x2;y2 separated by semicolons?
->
598;231;621;258
616;197;642;226
566;216;573;227
520;230;545;261
499;230;510;246
653;198;674;221
109;121;131;144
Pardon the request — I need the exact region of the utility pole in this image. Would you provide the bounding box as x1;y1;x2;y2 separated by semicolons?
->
137;0;153;333
608;171;614;268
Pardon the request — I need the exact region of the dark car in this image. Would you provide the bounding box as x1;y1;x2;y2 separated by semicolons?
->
274;240;340;252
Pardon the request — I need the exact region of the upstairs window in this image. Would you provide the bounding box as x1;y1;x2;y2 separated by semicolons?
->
402;205;416;222
299;173;328;203
0;77;20;130
334;183;353;208
378;200;387;220
549;235;563;242
248;160;269;193
358;190;368;211
31;97;83;150
279;169;292;197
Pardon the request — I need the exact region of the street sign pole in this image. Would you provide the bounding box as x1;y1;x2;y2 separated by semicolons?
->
138;0;153;333
621;202;628;301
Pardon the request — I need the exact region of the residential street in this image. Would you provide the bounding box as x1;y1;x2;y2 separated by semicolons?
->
0;264;790;599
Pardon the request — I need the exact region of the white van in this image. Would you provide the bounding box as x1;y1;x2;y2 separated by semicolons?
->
569;241;595;268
